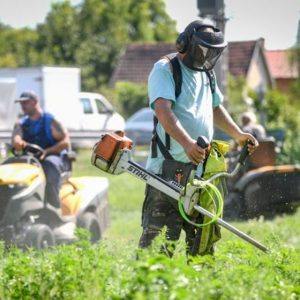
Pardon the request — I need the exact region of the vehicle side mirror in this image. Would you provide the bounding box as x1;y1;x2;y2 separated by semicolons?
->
106;108;114;114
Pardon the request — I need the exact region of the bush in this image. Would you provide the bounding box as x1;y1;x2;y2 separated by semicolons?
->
114;81;148;118
263;89;300;164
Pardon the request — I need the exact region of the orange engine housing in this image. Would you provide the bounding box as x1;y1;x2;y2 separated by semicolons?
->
93;131;133;162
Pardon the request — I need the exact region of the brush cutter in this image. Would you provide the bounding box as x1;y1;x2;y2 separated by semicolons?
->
91;132;268;252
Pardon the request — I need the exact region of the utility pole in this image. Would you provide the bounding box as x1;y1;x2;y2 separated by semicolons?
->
297;14;300;46
197;0;228;103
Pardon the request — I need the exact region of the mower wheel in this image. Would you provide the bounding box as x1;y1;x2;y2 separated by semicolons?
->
23;224;55;249
77;212;102;243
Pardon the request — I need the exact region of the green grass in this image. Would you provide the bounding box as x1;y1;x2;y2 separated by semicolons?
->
73;149;145;243
0;149;299;299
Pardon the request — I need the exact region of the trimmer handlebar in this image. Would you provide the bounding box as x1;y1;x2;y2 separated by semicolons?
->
196;136;251;167
197;136;210;149
238;140;252;165
195;139;252;184
192;136;210;170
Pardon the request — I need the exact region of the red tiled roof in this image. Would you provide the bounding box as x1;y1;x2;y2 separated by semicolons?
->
110;43;176;85
265;50;298;79
227;40;256;77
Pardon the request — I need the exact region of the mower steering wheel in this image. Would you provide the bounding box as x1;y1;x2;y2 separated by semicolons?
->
12;143;45;159
24;143;45;159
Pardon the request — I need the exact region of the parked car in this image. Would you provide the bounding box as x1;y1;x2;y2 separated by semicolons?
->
125;107;153;145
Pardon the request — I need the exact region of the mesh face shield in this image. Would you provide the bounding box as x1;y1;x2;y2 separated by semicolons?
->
185;29;227;71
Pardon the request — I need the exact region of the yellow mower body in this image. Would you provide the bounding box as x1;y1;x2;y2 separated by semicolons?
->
0;163;45;185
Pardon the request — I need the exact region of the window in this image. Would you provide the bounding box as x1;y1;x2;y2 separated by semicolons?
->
95;99;108;114
80;98;93;114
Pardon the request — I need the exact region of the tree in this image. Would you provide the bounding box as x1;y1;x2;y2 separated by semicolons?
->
226;74;249;122
76;0;177;89
0;0;177;91
36;1;80;65
114;81;148;118
289;46;300;104
0;25;40;67
128;0;176;42
75;0;132;88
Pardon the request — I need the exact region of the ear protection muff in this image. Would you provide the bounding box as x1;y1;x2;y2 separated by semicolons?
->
175;19;215;53
176;32;189;53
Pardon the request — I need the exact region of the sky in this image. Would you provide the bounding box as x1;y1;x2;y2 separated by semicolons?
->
0;0;299;50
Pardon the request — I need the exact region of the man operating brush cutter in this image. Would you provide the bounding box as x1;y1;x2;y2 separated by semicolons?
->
136;18;259;257
91;132;268;256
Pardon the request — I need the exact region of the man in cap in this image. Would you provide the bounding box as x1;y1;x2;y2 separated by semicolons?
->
139;19;259;256
12;91;70;208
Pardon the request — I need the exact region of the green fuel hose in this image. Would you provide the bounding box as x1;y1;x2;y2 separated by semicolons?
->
178;180;224;228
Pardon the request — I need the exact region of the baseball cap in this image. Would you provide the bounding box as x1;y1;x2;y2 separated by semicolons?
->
15;91;38;102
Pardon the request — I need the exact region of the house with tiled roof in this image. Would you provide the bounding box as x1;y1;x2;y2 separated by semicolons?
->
110;39;273;93
265;50;298;92
110;43;177;85
228;39;273;90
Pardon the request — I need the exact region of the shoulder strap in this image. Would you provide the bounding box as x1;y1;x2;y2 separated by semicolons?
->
156;53;182;156
164;53;182;98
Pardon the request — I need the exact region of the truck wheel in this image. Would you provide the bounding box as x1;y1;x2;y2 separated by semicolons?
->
77;212;101;243
24;224;55;249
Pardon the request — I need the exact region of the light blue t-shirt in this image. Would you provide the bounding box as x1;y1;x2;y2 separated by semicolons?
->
146;56;223;176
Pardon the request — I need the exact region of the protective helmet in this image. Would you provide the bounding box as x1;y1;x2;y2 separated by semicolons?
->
176;19;227;71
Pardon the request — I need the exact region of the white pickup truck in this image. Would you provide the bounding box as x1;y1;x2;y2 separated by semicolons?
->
0;67;125;149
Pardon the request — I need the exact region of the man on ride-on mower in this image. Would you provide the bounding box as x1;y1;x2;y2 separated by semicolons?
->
12;91;70;208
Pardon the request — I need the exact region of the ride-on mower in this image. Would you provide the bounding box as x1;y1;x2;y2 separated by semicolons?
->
0;144;110;249
224;138;300;219
91;132;268;252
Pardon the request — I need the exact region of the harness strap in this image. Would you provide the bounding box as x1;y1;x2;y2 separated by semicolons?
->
151;117;158;158
205;69;216;94
151;54;181;159
151;115;174;159
165;53;182;98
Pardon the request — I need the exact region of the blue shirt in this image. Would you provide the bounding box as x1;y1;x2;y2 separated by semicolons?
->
21;112;57;149
146;57;223;176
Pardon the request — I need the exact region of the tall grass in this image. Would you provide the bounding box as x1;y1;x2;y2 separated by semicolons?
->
0;149;299;299
73;149;145;243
